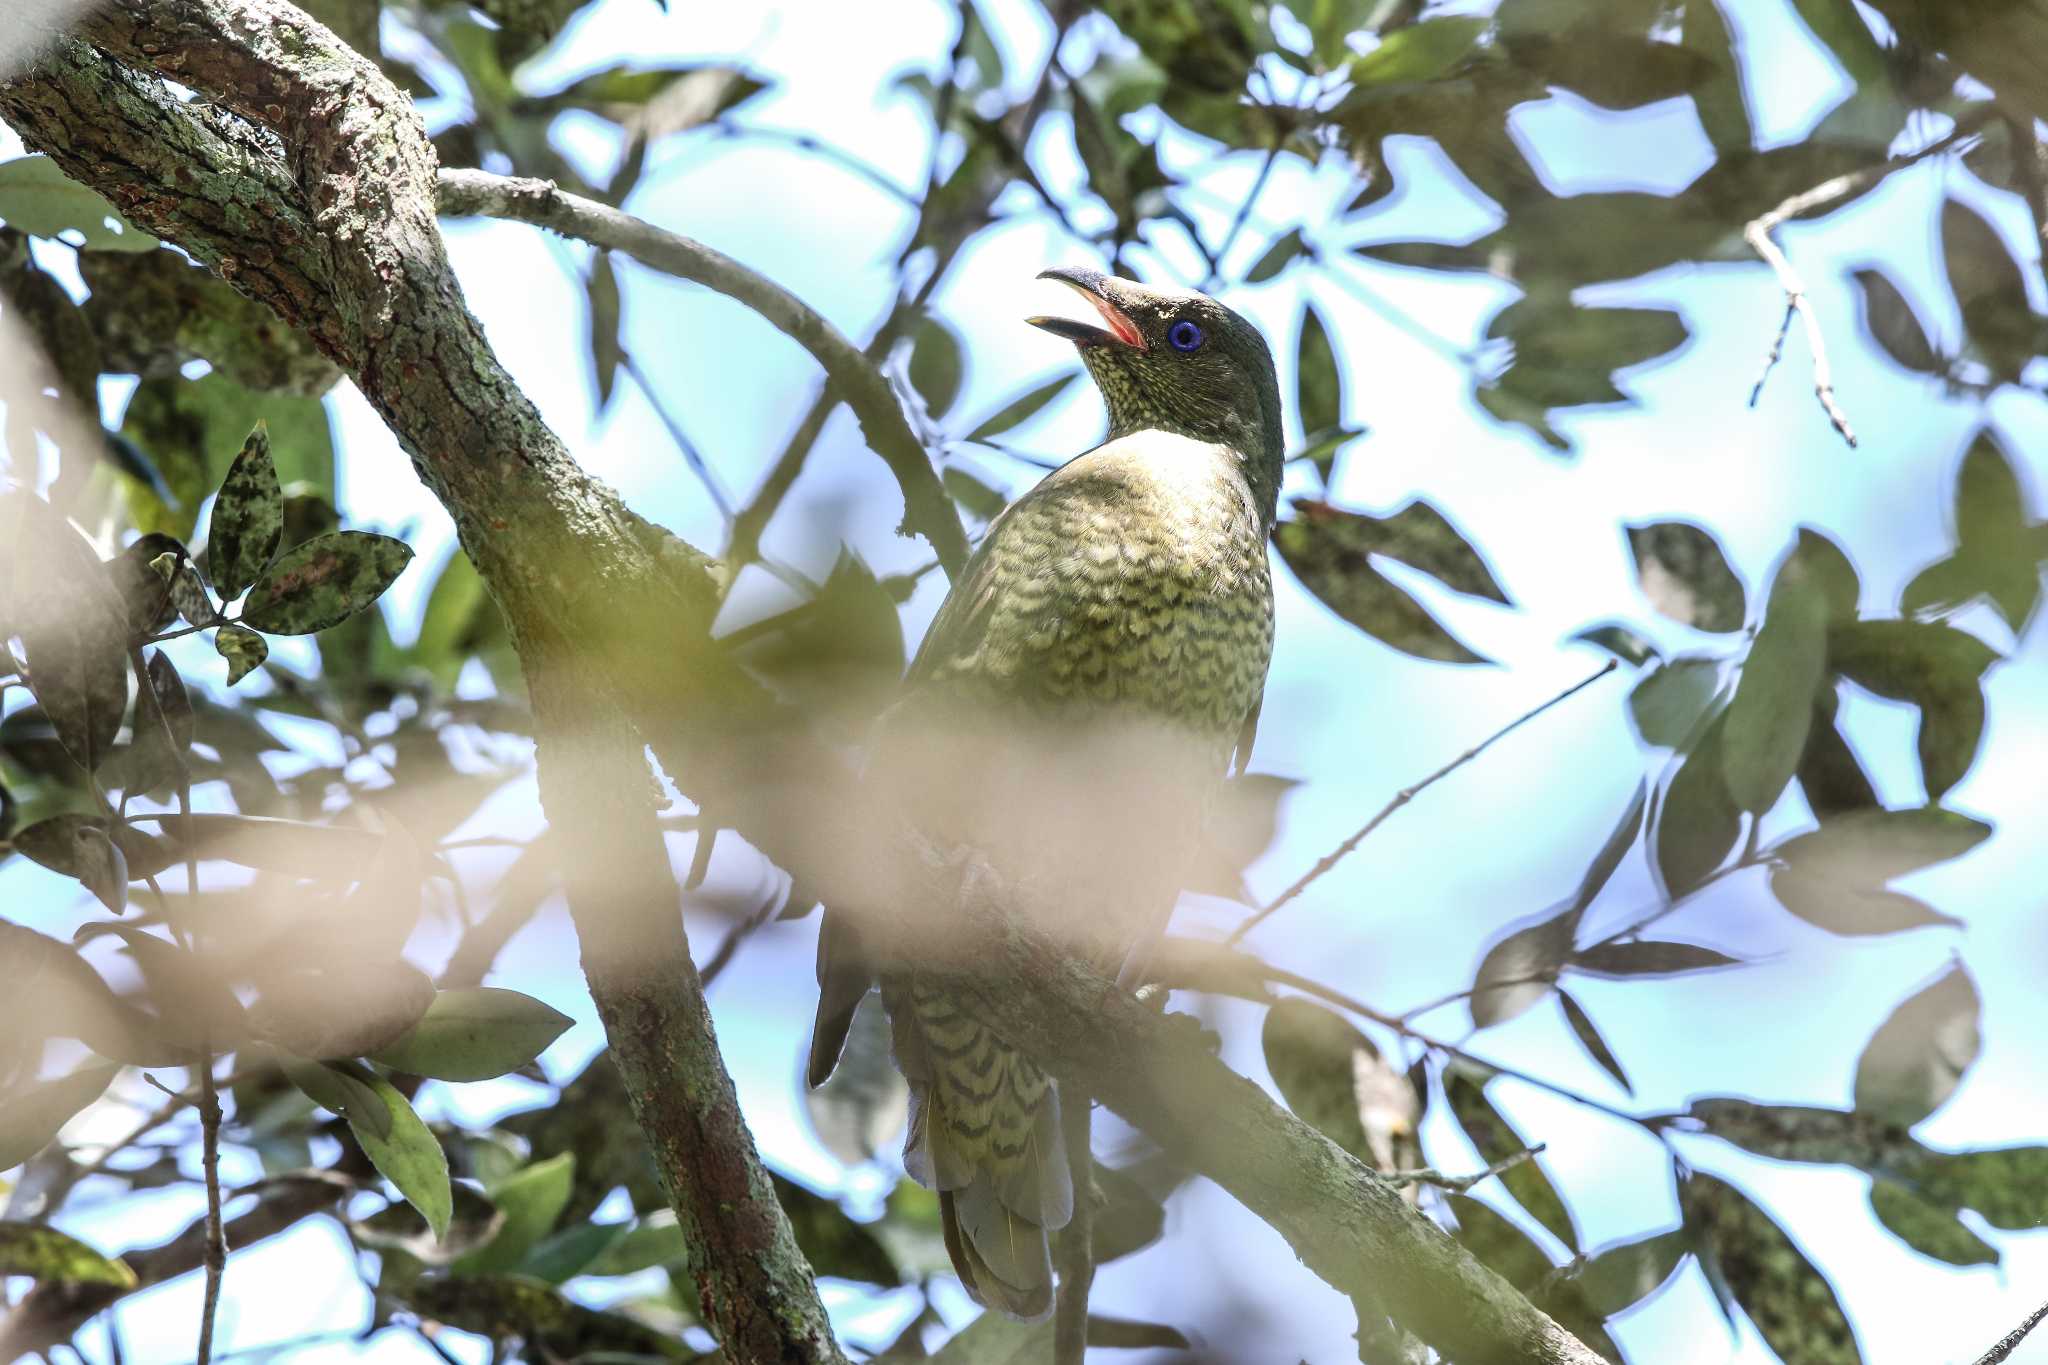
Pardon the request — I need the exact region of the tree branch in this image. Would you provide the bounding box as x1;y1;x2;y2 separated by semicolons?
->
434;166;968;582
1972;1297;2048;1365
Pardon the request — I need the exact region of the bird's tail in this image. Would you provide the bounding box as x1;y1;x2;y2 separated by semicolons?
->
896;978;1073;1320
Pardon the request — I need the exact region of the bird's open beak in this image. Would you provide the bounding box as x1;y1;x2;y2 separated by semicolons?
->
1027;266;1146;350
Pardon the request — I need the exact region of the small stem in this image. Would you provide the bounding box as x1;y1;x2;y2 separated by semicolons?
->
1053;1092;1094;1365
195;1046;225;1365
620;348;736;522
1383;1143;1546;1194
1229;661;1616;945
1972;1298;2048;1365
1206;141;1281;290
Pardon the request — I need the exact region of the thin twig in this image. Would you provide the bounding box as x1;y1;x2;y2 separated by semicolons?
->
714;120;919;206
1053;1094;1094;1365
195;1050;225;1365
1207;142;1282;290
1227;661;1617;945
1383;1143;1546;1194
620;349;736;522
1742;116;1988;446
1972;1297;2048;1365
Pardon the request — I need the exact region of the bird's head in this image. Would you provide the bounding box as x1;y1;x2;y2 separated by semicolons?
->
1028;266;1283;511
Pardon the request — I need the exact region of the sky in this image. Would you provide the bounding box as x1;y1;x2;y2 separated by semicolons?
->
7;0;2048;1360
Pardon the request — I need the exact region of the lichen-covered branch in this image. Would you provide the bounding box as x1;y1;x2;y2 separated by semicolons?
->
435;167;968;582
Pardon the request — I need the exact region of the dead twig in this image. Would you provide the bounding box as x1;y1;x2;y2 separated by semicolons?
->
1384;1144;1547;1194
1971;1297;2048;1365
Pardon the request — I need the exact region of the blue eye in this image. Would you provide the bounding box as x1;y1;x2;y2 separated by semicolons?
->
1167;319;1205;352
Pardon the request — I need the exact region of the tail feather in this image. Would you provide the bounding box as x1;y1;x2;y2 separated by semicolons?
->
942;1183;1055;1321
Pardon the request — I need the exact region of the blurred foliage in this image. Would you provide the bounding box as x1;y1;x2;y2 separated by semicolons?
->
6;0;2048;1360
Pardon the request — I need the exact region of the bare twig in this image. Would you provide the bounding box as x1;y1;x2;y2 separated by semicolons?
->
1743;116;1989;445
1228;661;1617;945
195;1048;225;1365
1054;1095;1095;1365
1384;1144;1547;1194
1207;142;1281;290
620;350;735;522
1972;1297;2048;1365
435;168;968;581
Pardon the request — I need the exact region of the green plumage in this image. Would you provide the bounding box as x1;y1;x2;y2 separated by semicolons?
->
809;267;1284;1320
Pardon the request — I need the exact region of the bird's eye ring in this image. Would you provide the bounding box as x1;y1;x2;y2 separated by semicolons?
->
1167;319;1206;352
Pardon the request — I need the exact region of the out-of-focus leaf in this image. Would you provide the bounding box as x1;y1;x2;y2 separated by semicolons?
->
1469;905;1573;1030
1442;1070;1576;1248
1556;988;1630;1094
804;991;909;1166
1775;807;1991;884
519;1218;630;1283
1628;657;1722;749
1831;618;1998;801
1909;1146;2048;1231
213;623;268;684
1942;196;2039;383
585;252;622;408
456;1153;576;1274
1686;1097;1916;1167
736;550;905;737
1853;964;1980;1125
966;372;1079;442
1571;940;1740;977
206;423;285;601
909;316;964;420
1796;691;1878;818
1789;526;1861;622
1296;301;1342;437
1768;863;1956;936
0;1062;118;1170
240;531;414;635
1485;298;1688;413
1721;564;1828;812
1570;622;1658;666
1261;998;1418;1172
1245;227;1307;283
8;494;130;773
0;155;158;251
1187;772;1298;899
1444;1195;1617;1358
1085;1317;1191;1350
1850;266;1939;373
117;372;334;539
1904;429;2042;632
587;1209;689;1276
1274;501;1500;664
552;63;766;141
941;465;1007;523
14;815;129;914
772;1173;897;1284
1653;712;1741;896
395;1272;695;1359
1567;780;1649;920
1347;16;1487;86
1868;1180;1997;1266
1626;522;1745;632
348;1182;505;1269
1682;1170;1859;1362
0;1222;137;1287
79;247;338;395
372;987;574;1083
249;960;437;1061
1575;1226;1689;1317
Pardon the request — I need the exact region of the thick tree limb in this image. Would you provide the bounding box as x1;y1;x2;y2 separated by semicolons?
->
1;8;1604;1361
435;166;968;582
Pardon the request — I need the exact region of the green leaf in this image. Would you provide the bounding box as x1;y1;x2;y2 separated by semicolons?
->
145;648;193;750
909;316;965;420
586;1210;690;1276
206;423;285;600
1626;521;1745;632
1273;502;1497;664
1775;806;1992;885
1295;302;1342;438
1443;1196;1618;1357
1854;965;1979;1126
1830;620;1998;799
1442;1071;1576;1249
456;1153;576;1274
240;531;414;635
1850;267;1939;374
118;371;335;540
941;464;1008;523
1795;696;1878;818
1903;429;2041;631
773;1173;897;1284
1557;987;1630;1094
0;1062;118;1170
1346;16;1487;86
371;987;574;1083
250;961;437;1061
1245;227;1307;283
1683;1171;1858;1361
355;1071;453;1241
6;494;131;772
1469;906;1572;1029
0;1222;137;1287
279;1055;393;1140
212;622;268;684
394;1271;693;1359
1868;1180;1997;1266
966;372;1079;441
1628;657;1723;749
1653;712;1741;896
586;252;622;408
1769;863;1956;936
166;556;219;628
1721;563;1829;812
0;155;158;251
1571;940;1740;976
1262;999;1399;1167
1909;1146;2048;1232
519;1219;630;1283
1575;1227;1688;1317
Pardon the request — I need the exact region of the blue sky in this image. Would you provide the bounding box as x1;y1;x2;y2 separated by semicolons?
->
8;0;2048;1360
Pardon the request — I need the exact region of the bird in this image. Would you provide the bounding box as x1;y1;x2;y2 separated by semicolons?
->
807;265;1283;1319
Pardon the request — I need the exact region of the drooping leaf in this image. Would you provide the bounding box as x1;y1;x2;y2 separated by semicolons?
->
0;1222;138;1287
1571;940;1740;977
1942;196;2038;383
966;372;1079;441
206;423;285;600
280;1054;394;1141
1296;301;1342;437
0;155;158;251
1721;561;1829;812
1556;988;1630;1094
1652;711;1741;896
1853;965;1980;1126
1683;1170;1860;1362
456;1153;577;1274
1627;657;1723;749
1626;522;1745;633
585;252;623;408
240;531;414;635
1850;266;1939;374
1442;1070;1576;1249
371;987;575;1083
354;1070;454;1241
0;1062;118;1170
909;316;965;420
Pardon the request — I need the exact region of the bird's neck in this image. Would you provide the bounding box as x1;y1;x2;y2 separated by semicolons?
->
1103;412;1281;530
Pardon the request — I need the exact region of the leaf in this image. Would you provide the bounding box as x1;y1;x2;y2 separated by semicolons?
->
0;1223;137;1287
7;495;131;772
1567;780;1649;921
1831;619;1999;801
1850;266;1939;373
1853;964;1980;1125
1626;522;1745;632
1768;863;1956;936
1296;301;1342;437
0;155;158;251
1570;622;1658;666
587;1210;689;1276
455;1153;577;1274
395;1272;692;1360
802;991;910;1166
1484;298;1688;412
118;371;335;540
1262;999;1406;1168
250;960;437;1061
167;557;220;628
1187;772;1298;899
240;531;414;634
1571;940;1740;976
941;465;1007;522
1575;1227;1689;1317
1942;197;2037;382
1347;16;1488;86
164;812;383;879
1788;526;1861;623
1274;504;1496;664
146;649;194;750
354;1071;453;1241
1868;1180;1997;1266
519;1219;630;1283
1557;988;1630;1094
1085;1316;1192;1350
214;622;269;684
772;1173;897;1284
909;316;965;419
279;1055;393;1141
1721;563;1829;812
1796;693;1877;818
206;423;285;600
0;1062;118;1170
967;372;1078;441
1245;226;1307;283
1469;906;1572;1029
13;815;129;914
1682;1171;1859;1362
1903;429;2042;632
585;252;622;407
1628;657;1723;749
1775;807;1992;885
553;62;767;135
1653;712;1741;896
1443;1195;1617;1358
1442;1070;1576;1249
371;988;575;1083
1909;1146;2048;1232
